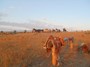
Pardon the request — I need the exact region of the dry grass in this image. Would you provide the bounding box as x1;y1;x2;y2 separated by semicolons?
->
0;32;90;67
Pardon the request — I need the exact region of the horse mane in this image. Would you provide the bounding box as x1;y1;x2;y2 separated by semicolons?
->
44;36;64;53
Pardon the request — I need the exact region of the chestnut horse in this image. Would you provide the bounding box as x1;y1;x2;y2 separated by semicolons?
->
43;35;65;67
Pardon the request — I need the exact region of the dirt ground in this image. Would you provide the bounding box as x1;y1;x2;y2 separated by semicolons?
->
0;32;90;67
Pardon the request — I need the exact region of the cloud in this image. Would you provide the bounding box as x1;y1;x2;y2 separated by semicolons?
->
0;13;7;17
0;6;15;16
0;20;64;31
0;12;8;21
0;25;30;31
8;6;15;9
33;18;63;26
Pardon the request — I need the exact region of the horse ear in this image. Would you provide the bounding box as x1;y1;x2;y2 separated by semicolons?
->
48;35;54;39
61;42;64;46
60;38;65;46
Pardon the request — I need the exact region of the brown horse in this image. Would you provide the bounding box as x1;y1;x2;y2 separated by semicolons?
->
78;43;90;53
43;35;65;67
64;36;74;49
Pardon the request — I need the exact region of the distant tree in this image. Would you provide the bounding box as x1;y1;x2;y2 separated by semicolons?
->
63;28;67;32
55;28;61;32
24;30;27;33
32;28;36;32
58;29;61;32
0;31;4;33
55;28;58;32
33;28;36;30
13;30;17;34
52;29;55;32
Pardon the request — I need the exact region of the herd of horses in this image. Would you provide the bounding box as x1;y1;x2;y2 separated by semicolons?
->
32;28;62;33
43;35;90;67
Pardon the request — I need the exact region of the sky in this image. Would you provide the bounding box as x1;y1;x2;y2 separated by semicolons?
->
0;0;90;30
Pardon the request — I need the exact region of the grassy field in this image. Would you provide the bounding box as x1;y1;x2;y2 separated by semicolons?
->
0;32;90;67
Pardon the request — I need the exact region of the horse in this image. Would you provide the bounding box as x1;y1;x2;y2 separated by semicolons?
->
43;35;65;67
78;43;90;53
64;36;74;49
